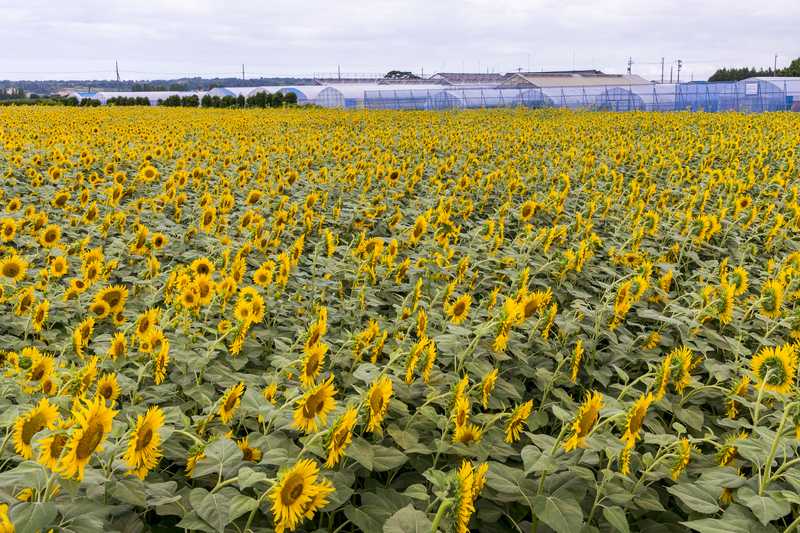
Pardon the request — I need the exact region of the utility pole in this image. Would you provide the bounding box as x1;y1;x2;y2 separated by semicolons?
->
774;54;778;74
627;56;632;75
670;65;673;83
676;59;682;83
242;64;245;80
337;64;341;81
660;57;664;83
115;60;120;82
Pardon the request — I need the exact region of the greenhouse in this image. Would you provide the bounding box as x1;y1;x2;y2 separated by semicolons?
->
627;84;679;111
323;84;448;109
274;86;329;105
538;85;642;111
364;87;549;110
735;77;800;112
206;87;265;98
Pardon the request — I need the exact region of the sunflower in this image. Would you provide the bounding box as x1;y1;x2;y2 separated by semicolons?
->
199;207;216;232
420;339;437;384
519;199;537;222
717;431;748;467
751;344;797;395
76;356;99;395
564;391;603;452
409;215;428;245
179;286;199;310
58;396;117;480
655;346;700;399
0;217;16;242
0;503;12;533
262;382;279;405
1;254;27;282
713;282;736;325
46;256;67;279
38;224;61;248
453;423;483;445
365;375;392;434
139;164;159;182
726;375;750;419
269;459;334;533
324;407;358;468
135;308;160;341
16;287;34;315
481;368;498;409
95;285;128;314
521;288;552;319
41;376;58;396
300;342;327;388
452;395;471;429
447;294;472;325
153;338;170;385
570;339;584;383
237;436;263;462
108;332;127;359
253;261;275;287
37;432;68;471
95;373;121;403
219;382;245;424
13;398;59;459
455;461;483;533
123;406;164;479
760;279;784;319
151;232;168;250
730;266;748;296
504;399;533;444
293;377;337;434
185;450;205;477
671;437;694;480
190;275;213;308
24;347;53;386
620;392;652;449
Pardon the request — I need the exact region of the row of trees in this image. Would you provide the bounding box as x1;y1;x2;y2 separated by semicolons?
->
709;58;800;82
107;96;152;106
159;94;200;107
200;91;298;108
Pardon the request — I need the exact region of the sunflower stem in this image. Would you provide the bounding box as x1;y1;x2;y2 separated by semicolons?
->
430;498;452;533
759;401;796;495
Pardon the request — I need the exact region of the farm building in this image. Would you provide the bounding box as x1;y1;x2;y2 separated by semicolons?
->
501;70;650;88
428;73;506;86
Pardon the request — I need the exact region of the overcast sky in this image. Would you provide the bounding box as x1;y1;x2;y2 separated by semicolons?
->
1;0;798;81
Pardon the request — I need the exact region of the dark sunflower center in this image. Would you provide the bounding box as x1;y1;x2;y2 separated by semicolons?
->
76;421;105;459
281;475;305;505
137;428;153;449
22;412;48;444
3;263;20;277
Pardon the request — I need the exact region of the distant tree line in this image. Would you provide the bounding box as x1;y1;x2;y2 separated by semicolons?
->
0;95;94;107
158;94;200;107
709;58;800;82
107;96;152;106
200;91;298;108
0;90;300;108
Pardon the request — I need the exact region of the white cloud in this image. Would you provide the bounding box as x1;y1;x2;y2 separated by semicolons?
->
0;0;797;80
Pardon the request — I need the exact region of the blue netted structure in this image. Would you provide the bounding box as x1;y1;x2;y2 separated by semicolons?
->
362;78;800;112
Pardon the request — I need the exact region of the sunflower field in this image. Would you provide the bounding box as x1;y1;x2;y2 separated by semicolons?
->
1;107;800;533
